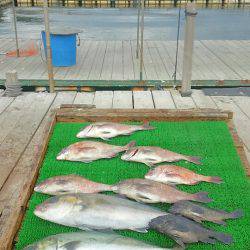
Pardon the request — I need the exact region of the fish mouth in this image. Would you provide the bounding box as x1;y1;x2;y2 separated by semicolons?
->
34;185;41;192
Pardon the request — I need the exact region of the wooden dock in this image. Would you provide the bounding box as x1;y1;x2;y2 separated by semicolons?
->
0;89;250;247
0;39;250;86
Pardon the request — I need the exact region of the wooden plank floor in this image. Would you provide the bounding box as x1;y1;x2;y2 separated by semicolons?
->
0;89;250;247
0;39;249;81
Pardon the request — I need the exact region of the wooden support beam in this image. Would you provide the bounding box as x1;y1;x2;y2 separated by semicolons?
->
43;0;55;93
180;2;197;97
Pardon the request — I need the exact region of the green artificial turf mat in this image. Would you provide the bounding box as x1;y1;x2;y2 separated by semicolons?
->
15;121;250;249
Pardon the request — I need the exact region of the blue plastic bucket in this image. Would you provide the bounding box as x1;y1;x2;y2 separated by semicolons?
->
42;30;78;67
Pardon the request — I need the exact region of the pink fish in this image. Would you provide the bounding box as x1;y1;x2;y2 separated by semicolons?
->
145;165;222;185
57;140;136;163
77;122;154;140
121;146;201;167
112;178;212;204
34;174;113;195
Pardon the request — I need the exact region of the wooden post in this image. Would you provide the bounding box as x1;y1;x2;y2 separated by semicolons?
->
11;0;19;57
5;70;18;86
43;0;55;93
139;0;145;81
136;0;141;59
180;2;197;97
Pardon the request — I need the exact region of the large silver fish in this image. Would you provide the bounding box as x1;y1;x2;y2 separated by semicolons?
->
34;174;113;195
34;193;166;232
76;122;154;140
57;141;136;163
23;231;170;250
121;146;201;167
112;178;212;204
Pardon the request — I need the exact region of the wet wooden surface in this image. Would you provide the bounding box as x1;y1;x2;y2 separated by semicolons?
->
0;39;250;81
0;89;249;248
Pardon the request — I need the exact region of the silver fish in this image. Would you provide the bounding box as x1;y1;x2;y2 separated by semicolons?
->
112;178;212;204
34;174;113;195
23;231;170;249
34;193;166;233
57;140;136;163
76;122;154;140
121;146;201;167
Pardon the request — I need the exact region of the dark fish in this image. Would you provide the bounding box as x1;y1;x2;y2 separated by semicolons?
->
169;201;243;225
149;214;233;247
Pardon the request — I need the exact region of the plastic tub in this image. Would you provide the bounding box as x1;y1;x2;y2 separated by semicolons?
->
41;29;80;67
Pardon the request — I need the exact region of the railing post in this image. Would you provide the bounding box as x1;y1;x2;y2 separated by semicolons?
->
180;2;197;97
43;0;55;93
11;0;19;57
136;0;141;59
139;0;145;81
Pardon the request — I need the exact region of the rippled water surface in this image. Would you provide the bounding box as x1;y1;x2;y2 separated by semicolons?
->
0;7;250;40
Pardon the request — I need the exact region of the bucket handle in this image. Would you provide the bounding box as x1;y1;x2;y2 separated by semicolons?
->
77;34;81;46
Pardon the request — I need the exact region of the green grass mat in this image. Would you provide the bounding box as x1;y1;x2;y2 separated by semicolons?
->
15;121;250;249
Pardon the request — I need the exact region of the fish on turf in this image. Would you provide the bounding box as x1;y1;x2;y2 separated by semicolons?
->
149;214;233;247
121;146;202;167
23;231;171;250
57;140;136;163
34;174;113;195
76;122;154;140
112;178;212;204
145;165;222;185
169;201;243;225
34;193;167;232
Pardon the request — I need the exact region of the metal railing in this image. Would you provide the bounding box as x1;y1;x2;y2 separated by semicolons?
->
8;0;250;7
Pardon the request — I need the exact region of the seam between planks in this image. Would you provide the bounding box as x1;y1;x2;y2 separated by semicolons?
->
199;40;242;79
0;93;57;193
0;97;15;115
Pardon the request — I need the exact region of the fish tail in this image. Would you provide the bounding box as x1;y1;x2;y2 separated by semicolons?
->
213;231;233;245
142;122;155;130
204;176;223;184
230;209;244;219
185;156;202;165
192;192;213;203
124;140;136;150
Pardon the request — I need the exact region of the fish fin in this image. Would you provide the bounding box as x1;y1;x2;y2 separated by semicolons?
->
213;220;227;226
144;162;155;168
142;122;155;130
185;156;202;165
124;140;136;150
201;237;217;244
171;236;185;248
192;192;212;203
213;231;233;245
78;225;94;231
208;176;223;184
132;227;148;233
230;209;244;219
62;241;82;249
100;137;110;141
